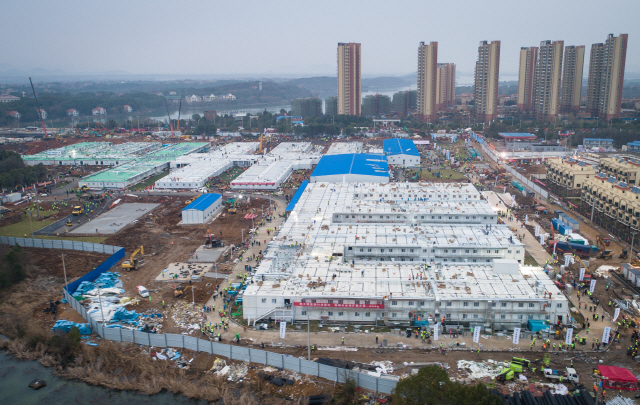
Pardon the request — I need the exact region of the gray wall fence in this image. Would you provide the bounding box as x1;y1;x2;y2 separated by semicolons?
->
64;290;398;394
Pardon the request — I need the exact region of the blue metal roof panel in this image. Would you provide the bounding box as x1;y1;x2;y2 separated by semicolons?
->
584;138;613;142
383;138;420;156
628;141;640;146
285;180;309;212
499;132;537;139
311;154;389;178
182;193;222;211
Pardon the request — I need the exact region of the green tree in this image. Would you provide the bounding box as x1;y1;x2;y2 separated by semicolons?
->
392;365;502;405
192;113;201;121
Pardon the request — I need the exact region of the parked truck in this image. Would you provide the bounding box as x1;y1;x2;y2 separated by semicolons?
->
543;368;579;383
547;241;597;258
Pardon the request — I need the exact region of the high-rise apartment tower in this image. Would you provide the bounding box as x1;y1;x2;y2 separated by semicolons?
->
560;45;585;113
337;43;361;116
417;41;438;122
532;40;564;120
436;63;456;110
474;41;501;122
586;34;628;120
517;47;538;111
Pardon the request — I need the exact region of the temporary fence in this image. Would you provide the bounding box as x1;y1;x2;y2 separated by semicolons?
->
0;236;125;295
63;290;398;394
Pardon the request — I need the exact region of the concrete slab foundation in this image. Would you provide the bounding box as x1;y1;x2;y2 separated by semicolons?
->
155;262;213;282
70;203;160;235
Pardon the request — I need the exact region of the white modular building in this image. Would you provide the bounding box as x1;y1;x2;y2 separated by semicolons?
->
230;160;293;190
242;182;568;330
326;142;364;155
181;193;223;224
383;138;421;168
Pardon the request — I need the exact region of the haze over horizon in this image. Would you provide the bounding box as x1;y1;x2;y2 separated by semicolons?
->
1;0;638;80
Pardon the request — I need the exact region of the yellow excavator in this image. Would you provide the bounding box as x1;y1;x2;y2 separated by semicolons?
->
122;246;144;271
174;285;193;297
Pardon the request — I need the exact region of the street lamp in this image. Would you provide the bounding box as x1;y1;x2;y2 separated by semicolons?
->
630;231;638;264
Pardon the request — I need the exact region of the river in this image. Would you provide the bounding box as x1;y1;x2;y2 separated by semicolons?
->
0;351;207;405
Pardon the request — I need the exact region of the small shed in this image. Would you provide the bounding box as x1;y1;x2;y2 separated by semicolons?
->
181;193;222;224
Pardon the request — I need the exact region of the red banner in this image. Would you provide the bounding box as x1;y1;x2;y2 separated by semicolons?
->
294;302;384;309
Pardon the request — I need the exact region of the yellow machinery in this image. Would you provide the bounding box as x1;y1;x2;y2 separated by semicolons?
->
228;202;238;214
72;206;84;215
122;246;144;271
257;133;266;154
174;285;192;297
599;250;614;260
185;195;200;205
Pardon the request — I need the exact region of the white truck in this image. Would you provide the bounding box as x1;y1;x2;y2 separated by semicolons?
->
543;368;579;383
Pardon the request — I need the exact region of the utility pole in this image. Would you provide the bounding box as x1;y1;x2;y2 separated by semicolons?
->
630;231;637;264
61;253;68;294
590;197;596;222
307;312;311;361
28;211;33;237
192;286;196;307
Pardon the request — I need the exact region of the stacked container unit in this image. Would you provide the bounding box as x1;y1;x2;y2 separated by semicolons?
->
558;213;580;231
512;181;525;192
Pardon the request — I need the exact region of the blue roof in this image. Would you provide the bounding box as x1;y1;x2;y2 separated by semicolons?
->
182;193;221;211
499;132;537;139
383;138;420;156
286;180;309;212
584;138;613;142
628;141;640;146
311;154;389;178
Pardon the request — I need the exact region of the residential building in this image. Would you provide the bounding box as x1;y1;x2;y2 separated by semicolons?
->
474;41;500;122
92;107;106;115
583;138;614;149
337;42;361;116
532;40;564;121
546;157;595;197
186;95;201;103
203;110;217;121
361;94;391;116
220;93;236;101
517;47;538;112
586;34;628;120
36;109;47;120
580;173;640;241
436;63;456;110
66;109;79;117
391;90;417;116
598;156;640;185
417;41;438;122
202;94;216;102
560;45;585;113
291;97;323;118
7;111;20;119
325;97;338;116
0;94;20;103
123;105;133;113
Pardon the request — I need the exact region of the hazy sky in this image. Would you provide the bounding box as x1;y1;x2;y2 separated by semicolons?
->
1;0;638;78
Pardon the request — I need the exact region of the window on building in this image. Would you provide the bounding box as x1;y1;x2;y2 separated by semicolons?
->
261;299;266;303
491;302;496;307
466;250;470;253
518;303;524;308
392;313;397;318
556;303;563;308
501;315;506;320
359;248;363;252
365;300;370;305
529;303;535;308
495;250;499;253
355;300;360;305
338;312;344;316
463;302;469;307
501;302;507;307
518;315;524;319
408;301;414;306
473;302;479;307
328;311;333;316
311;299;316;303
392;301;398;306
355;312;360;316
338;300;343;304
272;299;277;303
365;312;371;317
301;311;307;316
462;314;468;319
473;314;479;319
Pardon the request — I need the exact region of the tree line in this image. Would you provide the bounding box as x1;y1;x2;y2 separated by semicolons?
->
0;150;47;190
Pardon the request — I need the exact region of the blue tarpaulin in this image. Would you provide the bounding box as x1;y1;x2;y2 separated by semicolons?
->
72;272;122;297
110;307;140;322
51;320;92;335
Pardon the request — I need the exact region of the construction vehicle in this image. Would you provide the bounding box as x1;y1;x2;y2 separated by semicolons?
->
510;357;530;371
496;368;515;382
122;246;144;270
29;78;48;137
66;219;73;226
72;206;84;215
598;250;614;260
184;195;200;205
257;132;266;154
78;185;90;193
620;249;628;259
204;233;224;248
597;235;611;247
543;368;579;383
228;202;238;214
174;285;193;297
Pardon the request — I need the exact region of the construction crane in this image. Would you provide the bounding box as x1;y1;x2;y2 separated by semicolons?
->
29;78;48;137
164;99;175;137
257;131;266;154
176;99;182;132
122;246;144;271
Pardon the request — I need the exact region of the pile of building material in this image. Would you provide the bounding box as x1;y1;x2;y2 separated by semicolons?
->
168;301;204;334
457;360;509;380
